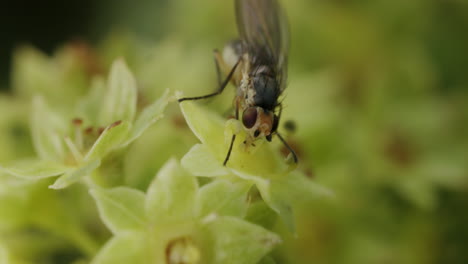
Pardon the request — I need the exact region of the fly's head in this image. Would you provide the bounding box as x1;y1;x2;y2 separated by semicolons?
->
241;106;279;142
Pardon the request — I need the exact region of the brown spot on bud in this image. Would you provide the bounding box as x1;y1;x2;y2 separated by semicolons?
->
72;118;83;126
68;40;104;77
172;115;188;129
305;168;315;179
384;131;414;168
84;127;94;135
109;120;122;128
97;127;105;135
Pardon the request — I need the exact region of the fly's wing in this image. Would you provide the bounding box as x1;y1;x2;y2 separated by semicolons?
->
235;0;289;90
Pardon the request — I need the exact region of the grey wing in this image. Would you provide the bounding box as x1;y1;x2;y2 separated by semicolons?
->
235;0;290;90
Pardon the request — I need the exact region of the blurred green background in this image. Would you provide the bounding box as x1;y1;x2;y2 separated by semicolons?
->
1;0;468;263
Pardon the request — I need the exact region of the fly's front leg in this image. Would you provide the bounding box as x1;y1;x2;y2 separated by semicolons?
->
178;50;240;102
223;102;240;166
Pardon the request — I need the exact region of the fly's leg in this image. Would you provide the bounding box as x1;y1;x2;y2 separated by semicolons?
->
224;135;236;166
178;51;240;102
276;132;298;164
269;103;298;163
223;103;239;166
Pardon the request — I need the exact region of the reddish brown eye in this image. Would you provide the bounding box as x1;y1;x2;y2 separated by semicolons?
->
242;107;258;128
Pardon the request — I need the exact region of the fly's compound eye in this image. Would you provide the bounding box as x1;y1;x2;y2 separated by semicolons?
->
242;107;258;129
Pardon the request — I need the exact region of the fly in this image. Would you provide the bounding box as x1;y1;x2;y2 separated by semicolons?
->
178;0;297;166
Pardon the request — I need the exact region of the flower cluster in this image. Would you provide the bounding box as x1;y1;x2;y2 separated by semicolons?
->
0;46;329;264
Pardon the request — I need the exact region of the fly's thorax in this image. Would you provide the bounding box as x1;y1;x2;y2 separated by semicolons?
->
251;66;280;110
241;106;275;142
237;64;280;113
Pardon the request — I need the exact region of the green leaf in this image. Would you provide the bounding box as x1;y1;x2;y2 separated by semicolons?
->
181;144;229;177
91;232;148;264
99;59;137;125
90;187;147;234
196;180;251;218
145;159;198;223
125;89;171;145
0;159;70;180
202;216;281;264
85;121;131;162
49;159;101;189
30;96;67;161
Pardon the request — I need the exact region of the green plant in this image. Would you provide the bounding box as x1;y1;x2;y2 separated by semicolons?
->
0;46;329;263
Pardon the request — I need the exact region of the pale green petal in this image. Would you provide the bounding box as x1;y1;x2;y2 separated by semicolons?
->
178;97;225;150
181;144;229;177
178;99;288;177
30;96;67;161
99;59;137;124
145;159;198;223
12;45;88;105
90;187;146;234
0;159;70;180
196;180;252;218
91;232;148;264
49;159;101;189
254;178;295;232
202;216;281;264
84;121;131;162
0;174;32;195
245;201;277;230
12;45;52;97
257;171;333;232
232;169;332;232
270;171;334;204
75;77;107;126
124;89;171;145
0;96;31;162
